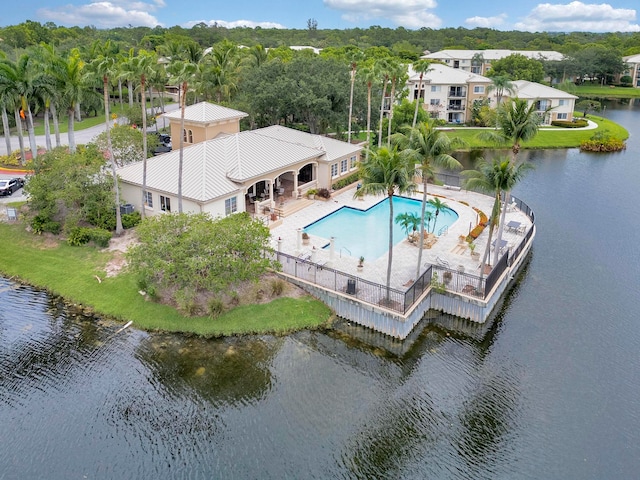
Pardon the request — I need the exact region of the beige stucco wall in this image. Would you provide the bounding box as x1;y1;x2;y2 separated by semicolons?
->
120;182;245;218
167;118;241;146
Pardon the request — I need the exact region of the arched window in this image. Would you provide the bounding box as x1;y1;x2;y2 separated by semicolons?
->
188;129;193;143
183;129;194;143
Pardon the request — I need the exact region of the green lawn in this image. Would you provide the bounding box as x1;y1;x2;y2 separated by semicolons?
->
572;84;640;98
445;114;628;150
0;222;333;336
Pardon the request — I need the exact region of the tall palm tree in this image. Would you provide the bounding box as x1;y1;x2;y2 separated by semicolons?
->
354;146;415;301
385;59;404;147
358;62;378;160
479;98;543;262
391;120;463;278
376;58;391;148
0;51;13;156
462;157;533;275
53;49;92;153
0;54;41;160
347;50;364;143
168;60;198;213
90;42;124;235
119;48;138;107
132;50;157;219
486;75;515;107
411;60;432;128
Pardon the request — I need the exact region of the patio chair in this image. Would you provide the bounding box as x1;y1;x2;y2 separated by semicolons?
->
434;256;450;269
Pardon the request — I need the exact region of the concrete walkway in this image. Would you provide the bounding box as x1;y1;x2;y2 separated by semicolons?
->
270;184;533;291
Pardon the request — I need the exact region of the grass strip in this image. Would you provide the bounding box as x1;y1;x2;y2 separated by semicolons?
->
0;222;333;336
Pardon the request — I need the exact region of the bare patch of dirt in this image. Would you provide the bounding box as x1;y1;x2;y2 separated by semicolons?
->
103;229;139;277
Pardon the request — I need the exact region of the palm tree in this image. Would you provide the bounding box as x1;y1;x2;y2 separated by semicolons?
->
427;197;451;234
119;48;138;107
395;211;420;240
486;75;515;107
479;98;543;262
411;60;432;128
354;146;415;301
462;157;533;275
481;98;544;163
347;50;364;143
0;51;13;156
358;62;378;160
90;42;124;235
53;49;92;153
132;50;157;219
385;60;404;146
376;58;391;148
0;54;41;160
168;60;198;213
391;120;463;278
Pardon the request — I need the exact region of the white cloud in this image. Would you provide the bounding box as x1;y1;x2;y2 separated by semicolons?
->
514;2;640;32
324;0;441;28
465;14;507;29
38;1;162;28
183;19;287;29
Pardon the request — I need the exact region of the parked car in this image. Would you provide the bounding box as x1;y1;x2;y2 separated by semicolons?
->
0;178;24;196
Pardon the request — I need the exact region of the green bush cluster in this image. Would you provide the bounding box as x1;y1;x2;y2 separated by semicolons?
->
551;119;589;128
580;130;626;152
31;214;61;235
331;172;360;190
67;226;112;247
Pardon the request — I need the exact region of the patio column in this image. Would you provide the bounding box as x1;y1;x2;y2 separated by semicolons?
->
296;228;302;254
329;237;335;264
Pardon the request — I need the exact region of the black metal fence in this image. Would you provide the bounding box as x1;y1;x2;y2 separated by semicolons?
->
273;251;433;314
270;186;535;312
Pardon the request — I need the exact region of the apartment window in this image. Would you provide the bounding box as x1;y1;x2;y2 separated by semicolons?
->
535;100;550;111
331;163;338;177
183;128;193;143
557;113;568;120
225;196;237;216
160;195;171;212
341;159;348;173
558;99;567;106
430;85;441;92
430;98;440;106
473;85;485;94
143;191;153;208
350;155;357;169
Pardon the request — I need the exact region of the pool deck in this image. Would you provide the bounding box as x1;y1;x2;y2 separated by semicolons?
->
270;184;533;291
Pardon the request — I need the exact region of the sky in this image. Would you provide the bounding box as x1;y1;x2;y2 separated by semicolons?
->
4;0;640;33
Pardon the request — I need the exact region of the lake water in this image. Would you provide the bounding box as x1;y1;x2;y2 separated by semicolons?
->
1;99;639;479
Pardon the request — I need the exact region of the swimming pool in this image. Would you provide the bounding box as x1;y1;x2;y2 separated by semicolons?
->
303;196;459;261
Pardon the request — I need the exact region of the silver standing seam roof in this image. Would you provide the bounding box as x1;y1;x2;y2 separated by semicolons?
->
117;125;361;203
161;102;248;124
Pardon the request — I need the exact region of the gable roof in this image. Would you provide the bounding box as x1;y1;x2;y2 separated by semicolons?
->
161;102;248;124
117;125;360;203
510;80;578;100
408;62;491;85
254;125;361;163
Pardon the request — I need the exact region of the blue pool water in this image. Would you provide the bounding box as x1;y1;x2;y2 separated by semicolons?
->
304;196;459;261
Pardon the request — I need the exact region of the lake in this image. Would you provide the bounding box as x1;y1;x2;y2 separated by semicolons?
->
1;99;639;479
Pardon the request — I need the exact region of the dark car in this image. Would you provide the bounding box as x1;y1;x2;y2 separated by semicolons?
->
0;178;23;196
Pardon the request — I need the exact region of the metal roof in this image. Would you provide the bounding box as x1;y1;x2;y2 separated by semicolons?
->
117;125;356;203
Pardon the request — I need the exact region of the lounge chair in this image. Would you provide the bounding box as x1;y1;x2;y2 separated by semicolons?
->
434;256;450;268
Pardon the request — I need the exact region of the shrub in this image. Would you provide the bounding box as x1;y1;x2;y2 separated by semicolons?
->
89;228;113;247
317;187;331;199
270;278;287;297
31;215;61;235
67;226;112;247
551;119;588;128
207;297;226;318
122;211;141;229
331;172;360;190
580;130;626;152
175;289;199;316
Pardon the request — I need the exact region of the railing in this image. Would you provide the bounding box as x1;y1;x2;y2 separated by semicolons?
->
272;251;432;315
437;225;448;236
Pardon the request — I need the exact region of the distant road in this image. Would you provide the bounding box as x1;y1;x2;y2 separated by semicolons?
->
0;103;180;157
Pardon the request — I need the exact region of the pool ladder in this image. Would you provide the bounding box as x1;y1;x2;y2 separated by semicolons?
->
340;247;352;258
437;225;448;237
